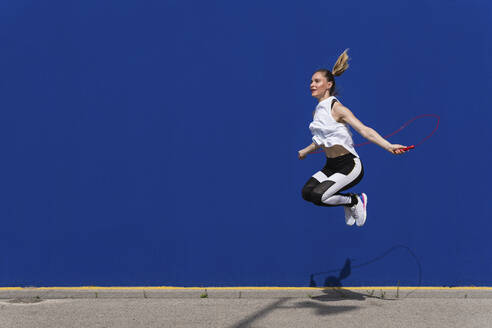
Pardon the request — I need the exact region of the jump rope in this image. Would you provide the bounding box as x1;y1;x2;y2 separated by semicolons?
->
313;113;440;154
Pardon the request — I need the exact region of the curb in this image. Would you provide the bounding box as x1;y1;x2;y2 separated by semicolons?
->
1;287;492;300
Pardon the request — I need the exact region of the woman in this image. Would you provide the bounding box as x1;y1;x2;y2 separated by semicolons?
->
298;49;408;227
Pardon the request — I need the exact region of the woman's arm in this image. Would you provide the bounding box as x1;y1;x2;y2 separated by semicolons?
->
298;142;319;160
333;103;407;155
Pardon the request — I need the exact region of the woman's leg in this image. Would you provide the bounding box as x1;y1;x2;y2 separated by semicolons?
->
302;175;326;204
302;156;364;207
302;168;336;205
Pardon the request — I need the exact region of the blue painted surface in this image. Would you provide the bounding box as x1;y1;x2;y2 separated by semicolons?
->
1;0;491;287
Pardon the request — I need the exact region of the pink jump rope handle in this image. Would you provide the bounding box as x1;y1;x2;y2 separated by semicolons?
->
400;145;415;152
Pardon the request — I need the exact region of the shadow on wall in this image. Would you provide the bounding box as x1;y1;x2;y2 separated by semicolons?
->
311;258;352;288
309;245;422;297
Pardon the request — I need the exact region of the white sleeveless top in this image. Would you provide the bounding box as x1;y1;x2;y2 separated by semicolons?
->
309;96;359;157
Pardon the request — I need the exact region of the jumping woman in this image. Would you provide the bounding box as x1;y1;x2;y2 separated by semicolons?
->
298;49;408;226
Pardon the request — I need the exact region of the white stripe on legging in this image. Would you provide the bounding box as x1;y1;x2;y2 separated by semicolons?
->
320;157;362;205
312;171;329;183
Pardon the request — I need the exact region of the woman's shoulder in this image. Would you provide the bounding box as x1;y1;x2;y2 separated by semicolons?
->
331;96;343;106
332;99;344;109
331;100;349;123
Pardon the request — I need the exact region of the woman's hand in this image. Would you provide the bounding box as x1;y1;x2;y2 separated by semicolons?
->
298;149;308;160
387;144;408;155
298;143;318;159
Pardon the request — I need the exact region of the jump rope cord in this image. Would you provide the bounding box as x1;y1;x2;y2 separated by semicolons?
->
313;113;440;153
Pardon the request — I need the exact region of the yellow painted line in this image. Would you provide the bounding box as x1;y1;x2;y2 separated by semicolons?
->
1;286;492;291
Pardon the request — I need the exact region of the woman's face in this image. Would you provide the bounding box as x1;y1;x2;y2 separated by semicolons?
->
310;72;333;99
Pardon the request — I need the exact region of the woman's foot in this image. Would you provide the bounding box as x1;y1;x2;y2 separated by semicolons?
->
349;193;368;226
344;206;355;226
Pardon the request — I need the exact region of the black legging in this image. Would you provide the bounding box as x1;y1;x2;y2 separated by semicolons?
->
302;153;364;207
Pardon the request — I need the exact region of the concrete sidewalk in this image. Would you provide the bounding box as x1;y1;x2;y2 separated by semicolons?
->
1;290;492;328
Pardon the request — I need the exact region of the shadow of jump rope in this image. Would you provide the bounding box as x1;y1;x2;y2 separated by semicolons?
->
309;245;422;299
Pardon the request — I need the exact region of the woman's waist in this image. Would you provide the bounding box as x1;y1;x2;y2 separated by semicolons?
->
322;145;354;159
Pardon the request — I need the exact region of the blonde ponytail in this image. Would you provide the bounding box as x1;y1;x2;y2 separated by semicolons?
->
332;49;350;77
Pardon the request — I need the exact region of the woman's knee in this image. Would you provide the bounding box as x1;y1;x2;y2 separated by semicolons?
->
302;186;314;202
302;190;311;202
301;178;319;202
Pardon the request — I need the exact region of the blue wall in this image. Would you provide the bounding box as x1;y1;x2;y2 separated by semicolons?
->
1;0;491;287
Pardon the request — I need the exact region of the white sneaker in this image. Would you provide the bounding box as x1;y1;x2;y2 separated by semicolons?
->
344;206;355;226
350;193;368;227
